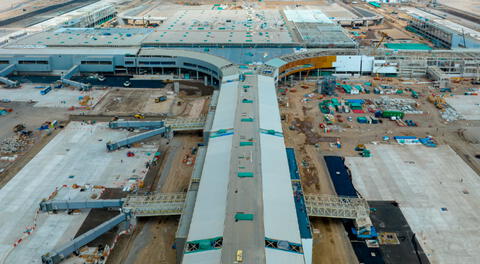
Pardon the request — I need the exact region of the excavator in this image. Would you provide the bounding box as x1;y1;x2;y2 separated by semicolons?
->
428;94;447;110
375;32;388;49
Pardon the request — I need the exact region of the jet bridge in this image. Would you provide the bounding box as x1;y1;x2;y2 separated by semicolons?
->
0;64;19;87
108;120;165;130
106;126;168;151
39;199;123;212
39;192;186;264
41;212;131;264
61;65;91;90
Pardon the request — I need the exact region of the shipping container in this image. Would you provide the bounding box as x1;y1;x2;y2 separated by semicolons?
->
382;111;404;119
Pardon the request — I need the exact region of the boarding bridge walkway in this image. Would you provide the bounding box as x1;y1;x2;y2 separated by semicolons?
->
39;192;186;217
164;117;206;131
108;117;206;132
123;192;186;217
39;192;370;264
0;64;18;87
106;126;168;151
40;193;186;263
42;213;130;264
40;193;369;222
304;194;371;230
61;65;91;90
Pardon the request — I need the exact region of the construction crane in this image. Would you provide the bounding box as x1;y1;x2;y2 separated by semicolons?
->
375;32;388;49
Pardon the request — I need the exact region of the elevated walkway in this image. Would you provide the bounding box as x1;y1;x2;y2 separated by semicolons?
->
39;192;186;263
106;126;168;151
0;64;18;87
61;65;91;90
40;199;123;212
108;118;205;132
304;194;369;220
41;213;131;264
165;117;206;132
304;194;372;233
39;192;186;217
123;192;186;217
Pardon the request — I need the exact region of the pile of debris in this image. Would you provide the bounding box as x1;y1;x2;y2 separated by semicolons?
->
374;96;423;114
0;136;29;154
441;107;463;122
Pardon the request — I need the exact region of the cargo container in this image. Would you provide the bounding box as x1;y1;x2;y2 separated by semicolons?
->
357;117;368;123
382;110;404;119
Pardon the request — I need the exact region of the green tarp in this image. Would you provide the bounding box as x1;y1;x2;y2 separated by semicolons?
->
237;172;254;178
235;213;254;221
384;43;432;50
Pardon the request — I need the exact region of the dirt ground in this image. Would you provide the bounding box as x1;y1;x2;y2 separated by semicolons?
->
0;102;69;186
280;77;480;264
92;88;210;118
106;134;202;264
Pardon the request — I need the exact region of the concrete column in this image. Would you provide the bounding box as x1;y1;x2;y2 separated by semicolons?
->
174;82;180;94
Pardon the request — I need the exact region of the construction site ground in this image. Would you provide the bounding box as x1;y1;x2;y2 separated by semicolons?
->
445;95;480;120
0;101;68;139
0;101;69;188
280;77;480;263
92;87;210;118
0;84;108;108
347;145;480;264
0;121;158;263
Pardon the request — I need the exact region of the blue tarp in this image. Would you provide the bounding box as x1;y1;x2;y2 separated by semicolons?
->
394;136;417;139
286;148;300;180
324;156;357;197
346;99;365;104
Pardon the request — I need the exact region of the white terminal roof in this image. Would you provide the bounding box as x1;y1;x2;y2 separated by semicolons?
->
140;9;294;44
184;135;232;240
257;75;303;245
265;58;287;68
210;79;238;131
435;19;480;40
266;248;305;264
0;47;140;56
402;7;480;40
183;77;239;264
284;9;333;24
260;136;303;244
258;75;283;132
29;1;115;31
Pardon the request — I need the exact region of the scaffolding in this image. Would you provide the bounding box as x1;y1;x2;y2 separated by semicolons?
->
123;192;186;217
318;76;336;95
304;194;372;232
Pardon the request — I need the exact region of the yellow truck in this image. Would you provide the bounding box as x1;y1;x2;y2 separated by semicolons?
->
236;250;243;262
